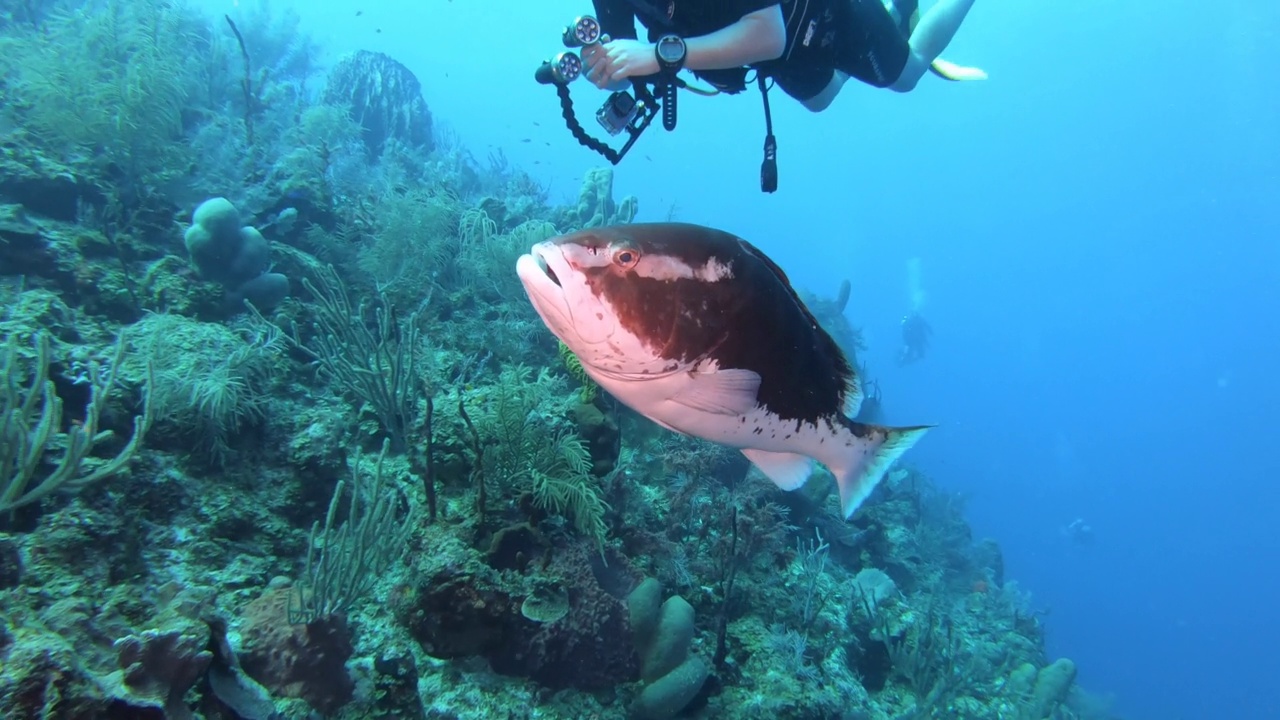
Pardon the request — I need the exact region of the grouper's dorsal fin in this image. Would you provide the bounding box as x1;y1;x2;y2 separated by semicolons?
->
735;237;860;415
843;374;864;418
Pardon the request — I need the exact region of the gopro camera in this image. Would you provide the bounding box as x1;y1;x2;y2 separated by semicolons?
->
597;91;640;136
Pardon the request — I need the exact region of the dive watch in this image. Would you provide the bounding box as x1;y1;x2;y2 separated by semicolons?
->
655;34;686;75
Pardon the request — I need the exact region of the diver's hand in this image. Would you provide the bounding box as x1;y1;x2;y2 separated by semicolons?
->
584;38;659;89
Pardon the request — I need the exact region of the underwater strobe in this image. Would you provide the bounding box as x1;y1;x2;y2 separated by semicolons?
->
534;14;668;165
533;15;598;86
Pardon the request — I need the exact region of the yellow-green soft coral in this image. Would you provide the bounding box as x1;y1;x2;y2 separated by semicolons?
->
558;341;599;403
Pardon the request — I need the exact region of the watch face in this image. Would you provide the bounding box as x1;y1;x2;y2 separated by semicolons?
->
657;36;684;63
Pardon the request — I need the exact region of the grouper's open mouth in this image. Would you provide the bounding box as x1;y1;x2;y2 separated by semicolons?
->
516;246;571;333
517;246;561;290
540;253;561;287
517;241;616;347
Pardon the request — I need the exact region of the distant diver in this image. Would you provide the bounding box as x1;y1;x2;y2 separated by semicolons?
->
896;311;932;366
1063;518;1095;547
583;0;986;109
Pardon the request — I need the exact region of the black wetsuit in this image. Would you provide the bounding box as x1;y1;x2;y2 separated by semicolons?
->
591;0;912;100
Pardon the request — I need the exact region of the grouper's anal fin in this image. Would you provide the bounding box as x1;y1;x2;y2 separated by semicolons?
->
742;448;814;491
832;423;932;518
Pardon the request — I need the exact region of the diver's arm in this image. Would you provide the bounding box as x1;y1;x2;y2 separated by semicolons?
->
592;0;637;41
684;6;786;71
588;7;786;88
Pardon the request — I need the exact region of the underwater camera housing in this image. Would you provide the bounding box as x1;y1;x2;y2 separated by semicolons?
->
596;91;639;136
534;14;673;165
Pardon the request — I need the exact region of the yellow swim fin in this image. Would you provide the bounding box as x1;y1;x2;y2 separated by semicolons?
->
930;58;989;81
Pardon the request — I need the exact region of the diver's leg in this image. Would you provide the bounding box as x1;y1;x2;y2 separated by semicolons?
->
885;0;920;37
890;0;977;91
800;71;849;112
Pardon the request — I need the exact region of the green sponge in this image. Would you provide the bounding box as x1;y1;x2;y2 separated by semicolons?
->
626;578;708;720
641;596;695;683
632;656;710;720
182;197;288;309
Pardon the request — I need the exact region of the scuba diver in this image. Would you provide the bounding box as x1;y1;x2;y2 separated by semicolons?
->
896;311;932;366
582;0;986;111
1063;518;1096;547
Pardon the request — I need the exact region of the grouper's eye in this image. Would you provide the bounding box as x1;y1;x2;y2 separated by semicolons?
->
612;246;640;269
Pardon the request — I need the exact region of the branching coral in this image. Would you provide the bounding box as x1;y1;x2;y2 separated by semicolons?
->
1;330;153;515
0;0;200;184
473;365;609;548
288;439;416;624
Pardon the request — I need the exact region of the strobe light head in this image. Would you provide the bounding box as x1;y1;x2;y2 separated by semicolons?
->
535;51;583;85
562;15;601;47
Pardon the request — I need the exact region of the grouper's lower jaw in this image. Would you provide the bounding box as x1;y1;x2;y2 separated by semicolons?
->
516;252;574;341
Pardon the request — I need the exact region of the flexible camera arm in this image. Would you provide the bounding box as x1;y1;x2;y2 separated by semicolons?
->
553;82;622;163
549;79;663;166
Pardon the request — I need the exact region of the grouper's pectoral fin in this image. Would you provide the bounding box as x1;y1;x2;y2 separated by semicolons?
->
669;368;760;416
742;448;814;491
833;423;932;518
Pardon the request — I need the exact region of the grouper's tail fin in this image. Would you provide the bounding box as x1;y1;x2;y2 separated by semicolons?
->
833;423;932;518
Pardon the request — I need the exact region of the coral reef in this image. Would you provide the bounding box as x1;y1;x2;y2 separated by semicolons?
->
0;3;1119;720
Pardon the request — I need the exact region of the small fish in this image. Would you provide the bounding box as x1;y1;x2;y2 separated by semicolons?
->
356;9;363;16
516;223;930;518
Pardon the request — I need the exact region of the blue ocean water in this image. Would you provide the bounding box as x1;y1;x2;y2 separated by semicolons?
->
186;1;1280;717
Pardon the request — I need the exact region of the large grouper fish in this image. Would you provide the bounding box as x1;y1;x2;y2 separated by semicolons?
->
515;222;930;518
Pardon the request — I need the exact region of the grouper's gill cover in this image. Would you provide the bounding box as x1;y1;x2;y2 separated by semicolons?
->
516;222;930;518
